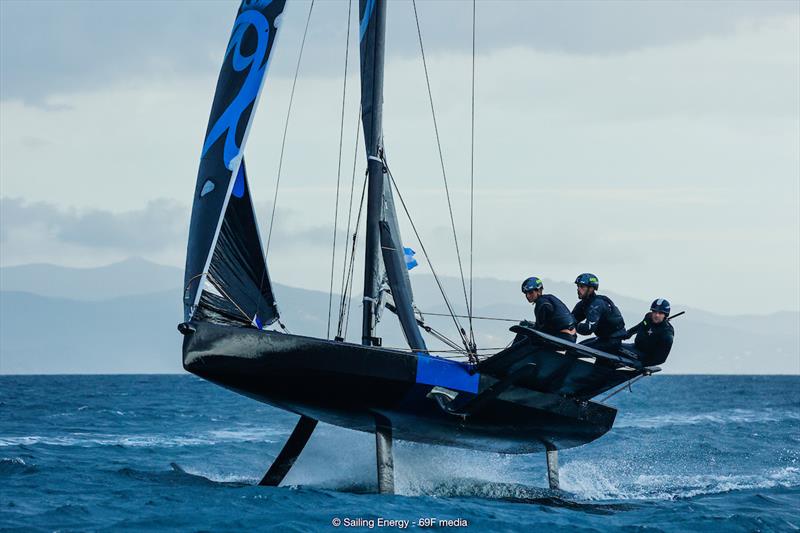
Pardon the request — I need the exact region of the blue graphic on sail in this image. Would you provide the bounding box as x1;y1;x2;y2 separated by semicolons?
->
359;0;376;41
201;9;271;170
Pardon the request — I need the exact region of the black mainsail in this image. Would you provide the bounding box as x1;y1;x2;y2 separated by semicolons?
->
183;0;287;327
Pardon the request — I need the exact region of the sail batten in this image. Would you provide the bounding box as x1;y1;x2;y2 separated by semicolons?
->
184;0;287;325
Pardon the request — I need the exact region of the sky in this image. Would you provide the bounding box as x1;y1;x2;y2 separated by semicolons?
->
1;0;798;316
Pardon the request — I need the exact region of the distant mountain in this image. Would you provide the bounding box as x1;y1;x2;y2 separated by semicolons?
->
0;259;797;374
0;290;182;374
0;257;181;301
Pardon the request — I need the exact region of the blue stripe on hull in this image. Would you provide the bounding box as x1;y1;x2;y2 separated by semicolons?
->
415;354;479;393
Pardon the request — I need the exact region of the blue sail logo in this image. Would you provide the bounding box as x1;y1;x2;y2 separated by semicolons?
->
202;9;271;170
360;0;376;41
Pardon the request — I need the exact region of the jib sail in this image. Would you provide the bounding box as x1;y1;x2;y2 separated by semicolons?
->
183;0;287;327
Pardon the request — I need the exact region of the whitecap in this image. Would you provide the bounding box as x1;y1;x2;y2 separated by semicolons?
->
617;408;800;429
560;461;800;501
0;426;282;448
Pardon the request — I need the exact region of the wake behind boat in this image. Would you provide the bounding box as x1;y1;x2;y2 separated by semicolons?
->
179;0;666;494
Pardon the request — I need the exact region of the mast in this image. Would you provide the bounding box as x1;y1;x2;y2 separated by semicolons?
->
359;0;387;346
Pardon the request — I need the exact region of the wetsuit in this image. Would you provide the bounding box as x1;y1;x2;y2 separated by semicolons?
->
572;294;627;353
622;312;674;366
532;294;577;342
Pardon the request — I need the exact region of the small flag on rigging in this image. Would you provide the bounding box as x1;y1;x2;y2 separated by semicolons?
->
403;247;418;270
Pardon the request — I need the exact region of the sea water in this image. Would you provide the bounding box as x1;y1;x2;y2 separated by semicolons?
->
1;375;798;531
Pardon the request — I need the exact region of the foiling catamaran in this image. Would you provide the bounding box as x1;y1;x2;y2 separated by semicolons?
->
179;0;661;494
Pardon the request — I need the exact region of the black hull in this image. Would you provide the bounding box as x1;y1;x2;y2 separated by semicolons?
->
182;321;616;454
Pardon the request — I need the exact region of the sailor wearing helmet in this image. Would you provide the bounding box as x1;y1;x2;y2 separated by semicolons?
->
520;276;577;342
571;273;627;354
621;299;675;366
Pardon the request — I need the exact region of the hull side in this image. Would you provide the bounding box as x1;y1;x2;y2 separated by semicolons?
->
182;322;616;453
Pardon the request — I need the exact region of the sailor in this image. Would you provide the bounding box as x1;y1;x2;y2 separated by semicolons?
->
571;273;627;354
621;299;675;366
521;277;577;342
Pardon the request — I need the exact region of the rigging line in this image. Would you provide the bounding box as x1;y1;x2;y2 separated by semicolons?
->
338;109;362;303
265;0;316;257
185;272;258;326
382;157;463;336
204;273;252;324
419;311;520;323
468;0;476;349
338;171;369;339
392;302;465;352
342;174;368;338
327;0;353;340
418;322;464;353
383;158;471;354
409;348;506;354
336;111;363;334
254;0;315;328
411;0;471;325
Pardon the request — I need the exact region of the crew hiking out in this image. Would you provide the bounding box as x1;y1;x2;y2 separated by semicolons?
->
571;273;627;355
622;298;675;366
520;277;577;342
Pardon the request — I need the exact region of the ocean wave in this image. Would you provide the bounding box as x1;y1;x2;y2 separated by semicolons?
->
207;427;282;442
616;408;800;429
114;463;253;487
0;456;37;475
169;463;258;485
561;462;800;501
46;407;127;419
0;427;280;448
0;435;208;448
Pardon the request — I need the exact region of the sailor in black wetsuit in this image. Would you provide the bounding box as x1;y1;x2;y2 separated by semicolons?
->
571;273;627;354
622;299;674;366
520;277;577;342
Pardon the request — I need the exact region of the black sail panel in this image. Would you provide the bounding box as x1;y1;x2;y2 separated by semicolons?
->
380;181;427;351
194;161;278;327
184;0;286;323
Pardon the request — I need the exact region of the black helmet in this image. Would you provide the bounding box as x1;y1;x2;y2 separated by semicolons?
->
521;277;543;293
651;298;671;316
574;273;599;289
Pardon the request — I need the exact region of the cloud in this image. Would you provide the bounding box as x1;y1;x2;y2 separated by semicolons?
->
0;2;797;314
0;197;186;252
0;196;347;269
2;0;797;104
0;0;235;105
